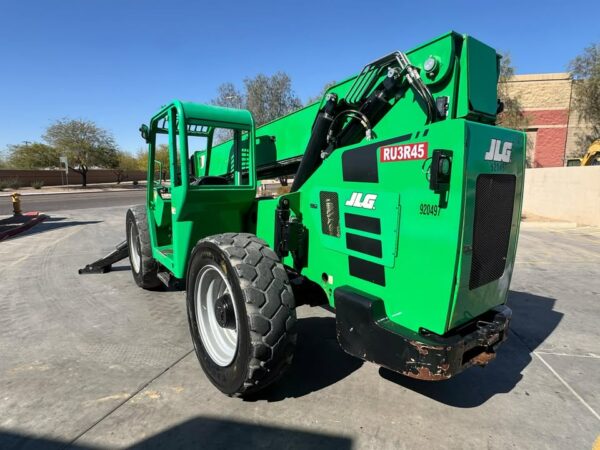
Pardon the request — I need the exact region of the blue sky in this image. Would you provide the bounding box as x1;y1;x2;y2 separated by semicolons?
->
1;0;599;154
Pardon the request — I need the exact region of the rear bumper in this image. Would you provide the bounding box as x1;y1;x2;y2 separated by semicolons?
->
335;287;511;381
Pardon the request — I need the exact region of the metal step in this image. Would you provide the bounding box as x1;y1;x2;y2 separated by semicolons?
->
157;271;185;290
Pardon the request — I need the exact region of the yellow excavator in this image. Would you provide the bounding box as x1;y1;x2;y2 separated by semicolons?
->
567;139;600;166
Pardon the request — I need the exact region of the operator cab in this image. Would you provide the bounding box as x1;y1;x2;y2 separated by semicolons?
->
140;101;257;278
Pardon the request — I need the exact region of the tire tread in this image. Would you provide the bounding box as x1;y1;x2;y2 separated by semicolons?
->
198;232;297;396
127;205;161;289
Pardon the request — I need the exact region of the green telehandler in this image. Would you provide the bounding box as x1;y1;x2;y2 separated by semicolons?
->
80;31;525;396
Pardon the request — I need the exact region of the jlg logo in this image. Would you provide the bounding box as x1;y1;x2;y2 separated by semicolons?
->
345;192;377;210
485;139;512;163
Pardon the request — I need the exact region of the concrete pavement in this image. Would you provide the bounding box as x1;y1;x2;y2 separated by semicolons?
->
0;206;599;449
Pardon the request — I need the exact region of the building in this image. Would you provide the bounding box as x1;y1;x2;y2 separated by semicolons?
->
504;73;592;167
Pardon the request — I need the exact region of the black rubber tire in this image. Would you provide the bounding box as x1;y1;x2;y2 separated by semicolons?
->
126;206;162;290
186;233;297;397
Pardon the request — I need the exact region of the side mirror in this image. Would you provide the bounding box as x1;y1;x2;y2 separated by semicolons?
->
139;124;150;143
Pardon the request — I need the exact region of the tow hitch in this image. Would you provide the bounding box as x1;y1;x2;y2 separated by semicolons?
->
78;240;129;274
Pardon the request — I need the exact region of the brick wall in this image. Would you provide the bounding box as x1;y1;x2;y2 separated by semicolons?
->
0;169;147;186
504;73;571;167
532;127;568;167
503;73;594;167
523;108;569;167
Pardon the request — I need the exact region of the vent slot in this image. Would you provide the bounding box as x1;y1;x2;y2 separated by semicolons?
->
345;213;381;234
320;191;340;237
346;233;382;258
348;256;386;286
469;174;516;290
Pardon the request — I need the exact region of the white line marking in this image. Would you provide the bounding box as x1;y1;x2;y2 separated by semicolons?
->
536;351;600;359
534;351;600;422
516;260;600;264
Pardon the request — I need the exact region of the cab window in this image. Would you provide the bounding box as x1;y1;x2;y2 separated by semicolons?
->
186;121;251;187
151;113;172;189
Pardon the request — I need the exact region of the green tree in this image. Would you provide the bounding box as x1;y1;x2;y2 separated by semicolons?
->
6;142;59;169
497;53;528;130
497;53;532;166
212;72;302;126
136;144;169;179
113;150;140;183
569;42;600;152
0;149;8;168
43;119;119;186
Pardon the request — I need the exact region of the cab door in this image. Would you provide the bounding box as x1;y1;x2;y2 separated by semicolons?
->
146;108;177;259
167;117;257;278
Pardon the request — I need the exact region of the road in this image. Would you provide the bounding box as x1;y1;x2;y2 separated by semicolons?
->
0;207;599;449
0;190;146;215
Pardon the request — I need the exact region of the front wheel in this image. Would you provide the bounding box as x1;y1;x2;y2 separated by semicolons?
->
186;233;297;396
126;206;161;290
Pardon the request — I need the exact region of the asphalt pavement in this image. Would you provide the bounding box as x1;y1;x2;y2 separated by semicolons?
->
0;205;599;449
0;190;146;215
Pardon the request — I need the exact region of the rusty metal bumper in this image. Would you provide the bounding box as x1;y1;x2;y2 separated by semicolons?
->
334;287;511;381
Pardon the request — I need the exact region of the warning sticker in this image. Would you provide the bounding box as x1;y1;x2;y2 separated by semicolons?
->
380;142;428;162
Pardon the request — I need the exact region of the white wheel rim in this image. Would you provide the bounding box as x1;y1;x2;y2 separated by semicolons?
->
129;224;141;273
195;264;239;366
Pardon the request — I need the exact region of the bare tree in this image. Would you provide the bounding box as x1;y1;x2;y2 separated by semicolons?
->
306;80;337;105
245;72;302;125
211;82;244;109
212;72;302;127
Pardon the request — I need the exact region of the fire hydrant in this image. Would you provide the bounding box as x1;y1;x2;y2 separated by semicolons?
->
11;192;22;216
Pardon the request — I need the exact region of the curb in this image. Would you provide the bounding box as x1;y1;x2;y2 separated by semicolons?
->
520;220;578;229
0;188;145;197
0;212;48;241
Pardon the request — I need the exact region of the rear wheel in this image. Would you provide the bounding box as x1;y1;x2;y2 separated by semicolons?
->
186;233;297;396
126;206;161;290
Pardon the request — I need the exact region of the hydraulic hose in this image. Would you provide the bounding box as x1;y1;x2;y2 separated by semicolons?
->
291;52;437;190
321;70;406;158
291;94;338;192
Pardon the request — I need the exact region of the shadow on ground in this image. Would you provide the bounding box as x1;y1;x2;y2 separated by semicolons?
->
378;290;562;408
11;216;102;239
246;316;363;402
0;416;353;449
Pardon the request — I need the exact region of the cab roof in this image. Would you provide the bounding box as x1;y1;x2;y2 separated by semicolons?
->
152;100;254;128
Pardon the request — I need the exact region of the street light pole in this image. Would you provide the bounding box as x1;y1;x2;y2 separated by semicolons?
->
225;95;243;109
